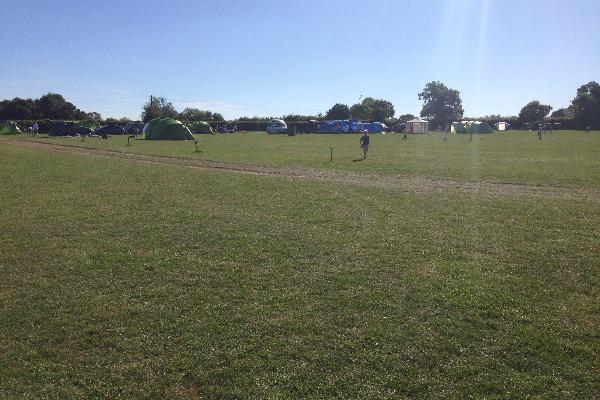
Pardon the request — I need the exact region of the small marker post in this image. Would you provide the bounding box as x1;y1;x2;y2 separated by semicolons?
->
330;147;333;162
194;140;200;152
127;136;131;146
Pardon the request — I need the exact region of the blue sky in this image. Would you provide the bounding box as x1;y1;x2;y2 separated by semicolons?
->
2;0;599;120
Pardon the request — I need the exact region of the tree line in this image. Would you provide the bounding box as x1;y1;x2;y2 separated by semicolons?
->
0;93;87;121
140;96;224;122
2;81;599;129
0;93;226;124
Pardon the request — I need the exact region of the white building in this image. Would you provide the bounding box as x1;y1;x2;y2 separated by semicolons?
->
406;118;429;134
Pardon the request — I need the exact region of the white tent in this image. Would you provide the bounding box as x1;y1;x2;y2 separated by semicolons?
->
406;118;429;134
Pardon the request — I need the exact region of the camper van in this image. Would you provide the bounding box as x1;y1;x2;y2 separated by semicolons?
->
266;119;288;134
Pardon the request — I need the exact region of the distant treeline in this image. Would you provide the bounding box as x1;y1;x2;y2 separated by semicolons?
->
0;93;87;120
2;81;599;130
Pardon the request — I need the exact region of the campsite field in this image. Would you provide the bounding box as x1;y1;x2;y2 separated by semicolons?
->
16;130;600;187
1;134;599;398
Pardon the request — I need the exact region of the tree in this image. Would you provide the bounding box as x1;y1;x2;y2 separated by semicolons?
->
396;114;415;124
86;112;102;122
348;98;395;121
1;98;33;119
104;118;121;125
0;93;92;120
179;107;212;121
325;103;351;120
362;97;395;121
236;116;271;121
418;81;464;131
350;103;370;121
571;81;600;128
179;108;225;121
281;114;317;122
550;107;574;118
518;101;552;124
36;93;86;120
141;96;178;122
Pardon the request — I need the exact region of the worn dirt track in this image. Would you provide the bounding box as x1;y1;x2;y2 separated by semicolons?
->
5;139;600;201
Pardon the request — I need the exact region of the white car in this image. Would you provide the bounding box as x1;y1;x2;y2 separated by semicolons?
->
266;119;288;134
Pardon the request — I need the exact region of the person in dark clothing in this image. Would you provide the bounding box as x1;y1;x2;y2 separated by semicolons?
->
359;130;370;159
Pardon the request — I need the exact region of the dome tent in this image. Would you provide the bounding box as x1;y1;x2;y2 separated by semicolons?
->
80;121;100;131
143;118;195;140
0;121;22;135
186;121;213;134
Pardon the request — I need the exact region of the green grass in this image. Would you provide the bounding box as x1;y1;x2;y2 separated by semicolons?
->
10;130;600;187
1;143;599;398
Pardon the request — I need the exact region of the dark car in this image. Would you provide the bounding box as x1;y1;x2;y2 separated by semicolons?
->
95;125;125;136
48;122;94;137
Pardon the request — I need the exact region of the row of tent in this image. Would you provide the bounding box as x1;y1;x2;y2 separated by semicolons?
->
317;120;387;133
0;121;22;134
143;119;215;139
0;119;212;140
129;120;212;138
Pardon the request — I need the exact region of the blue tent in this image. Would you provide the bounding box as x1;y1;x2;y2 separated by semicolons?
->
317;120;386;133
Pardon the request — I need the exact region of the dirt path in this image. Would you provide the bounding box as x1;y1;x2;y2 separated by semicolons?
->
5;139;600;201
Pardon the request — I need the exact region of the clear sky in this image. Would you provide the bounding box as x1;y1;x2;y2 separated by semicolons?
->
2;0;599;120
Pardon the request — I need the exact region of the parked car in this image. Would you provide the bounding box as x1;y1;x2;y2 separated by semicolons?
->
95;125;125;136
266;119;288;134
48;122;93;137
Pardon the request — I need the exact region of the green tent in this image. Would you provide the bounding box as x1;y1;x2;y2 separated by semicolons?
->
144;118;195;140
80;121;100;131
186;121;214;134
0;121;22;135
451;121;493;134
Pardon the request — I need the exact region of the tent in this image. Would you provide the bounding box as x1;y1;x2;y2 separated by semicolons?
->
80;121;100;131
317;120;387;133
359;122;387;133
124;121;146;135
143;118;195;140
0;121;22;135
406;118;429;134
450;122;466;134
451;121;493;134
186;121;213;134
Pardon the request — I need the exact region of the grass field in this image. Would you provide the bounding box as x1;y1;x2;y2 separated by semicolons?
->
15;130;600;187
1;133;599;398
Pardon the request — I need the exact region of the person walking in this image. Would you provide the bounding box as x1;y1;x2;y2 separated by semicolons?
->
360;130;370;159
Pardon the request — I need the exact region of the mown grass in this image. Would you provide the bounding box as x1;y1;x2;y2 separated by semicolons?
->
1;143;599;399
10;130;600;187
